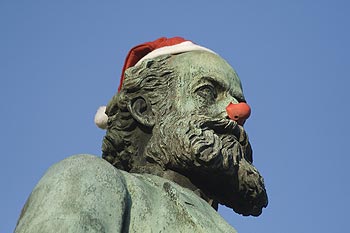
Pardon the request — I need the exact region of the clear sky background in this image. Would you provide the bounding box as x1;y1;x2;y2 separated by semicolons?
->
1;1;349;232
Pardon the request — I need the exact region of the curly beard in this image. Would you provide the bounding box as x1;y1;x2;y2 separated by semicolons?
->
145;112;268;216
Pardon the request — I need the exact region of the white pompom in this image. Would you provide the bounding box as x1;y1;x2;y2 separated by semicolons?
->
94;106;108;129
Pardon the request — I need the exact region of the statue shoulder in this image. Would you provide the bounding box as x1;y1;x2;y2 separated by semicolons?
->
15;154;130;233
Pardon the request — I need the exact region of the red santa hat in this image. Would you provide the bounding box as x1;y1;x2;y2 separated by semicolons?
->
95;37;216;129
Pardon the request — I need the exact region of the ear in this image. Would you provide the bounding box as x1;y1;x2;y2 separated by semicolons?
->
127;96;155;127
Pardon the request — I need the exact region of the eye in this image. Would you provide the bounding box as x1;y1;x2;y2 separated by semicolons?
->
196;84;218;102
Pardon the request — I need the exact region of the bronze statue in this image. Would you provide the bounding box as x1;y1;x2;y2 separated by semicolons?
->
15;37;267;233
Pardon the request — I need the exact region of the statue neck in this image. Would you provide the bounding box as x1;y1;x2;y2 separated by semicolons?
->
129;127;218;209
162;169;218;210
129;158;218;210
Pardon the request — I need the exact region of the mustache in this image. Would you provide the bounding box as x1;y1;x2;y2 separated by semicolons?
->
183;117;250;171
200;118;247;143
191;117;252;163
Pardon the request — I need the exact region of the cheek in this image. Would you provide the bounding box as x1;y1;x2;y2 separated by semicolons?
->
187;94;218;114
201;105;222;118
197;97;229;118
215;100;230;115
174;95;199;114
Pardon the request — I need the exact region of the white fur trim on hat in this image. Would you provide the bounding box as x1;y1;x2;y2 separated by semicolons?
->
94;106;108;129
135;41;217;66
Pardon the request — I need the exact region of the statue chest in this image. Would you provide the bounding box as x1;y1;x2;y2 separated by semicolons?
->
122;172;237;233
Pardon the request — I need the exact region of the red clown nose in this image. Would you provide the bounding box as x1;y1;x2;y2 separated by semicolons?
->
226;102;251;126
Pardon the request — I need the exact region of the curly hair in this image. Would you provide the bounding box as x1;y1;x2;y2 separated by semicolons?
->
102;55;176;171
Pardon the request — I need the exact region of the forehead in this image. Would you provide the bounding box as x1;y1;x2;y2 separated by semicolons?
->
169;51;243;95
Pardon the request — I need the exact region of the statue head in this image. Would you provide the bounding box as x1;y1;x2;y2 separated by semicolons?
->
97;37;268;216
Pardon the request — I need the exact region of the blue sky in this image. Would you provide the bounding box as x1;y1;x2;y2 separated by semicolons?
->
1;1;349;232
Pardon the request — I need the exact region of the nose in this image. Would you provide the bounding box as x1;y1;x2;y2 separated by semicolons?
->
226;102;251;126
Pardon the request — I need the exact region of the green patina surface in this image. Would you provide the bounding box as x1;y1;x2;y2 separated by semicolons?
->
15;50;267;232
15;155;237;233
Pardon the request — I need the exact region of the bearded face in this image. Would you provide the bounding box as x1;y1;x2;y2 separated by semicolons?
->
144;51;268;216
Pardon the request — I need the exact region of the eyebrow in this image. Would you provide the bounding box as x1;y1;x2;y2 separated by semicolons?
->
200;76;245;102
201;76;229;91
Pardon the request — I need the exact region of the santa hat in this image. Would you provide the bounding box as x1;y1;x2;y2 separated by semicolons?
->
95;37;216;129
